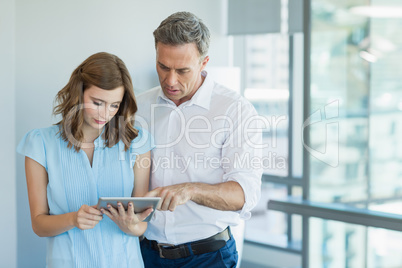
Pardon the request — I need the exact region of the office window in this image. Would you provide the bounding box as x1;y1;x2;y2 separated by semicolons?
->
244;183;288;245
309;0;402;266
228;0;306;248
242;34;290;177
310;218;402;268
232;30;305;248
233;33;291;245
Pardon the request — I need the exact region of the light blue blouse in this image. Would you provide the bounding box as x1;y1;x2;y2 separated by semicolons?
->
17;125;154;268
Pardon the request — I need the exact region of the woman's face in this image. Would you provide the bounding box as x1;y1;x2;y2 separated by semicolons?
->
82;85;125;131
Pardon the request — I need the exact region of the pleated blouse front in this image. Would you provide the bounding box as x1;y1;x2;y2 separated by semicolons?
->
17;125;154;268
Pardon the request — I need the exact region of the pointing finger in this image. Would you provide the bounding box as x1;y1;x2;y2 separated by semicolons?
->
144;188;161;198
161;193;172;211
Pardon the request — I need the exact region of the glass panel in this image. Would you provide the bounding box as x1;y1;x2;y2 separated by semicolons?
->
309;0;370;204
367;227;402;268
310;218;402;268
291;32;304;179
368;0;402;206
291;214;302;248
292;186;303;198
310;218;366;268
230;1;305;252
310;0;402;208
235;34;290;177
309;1;402;266
244;183;289;245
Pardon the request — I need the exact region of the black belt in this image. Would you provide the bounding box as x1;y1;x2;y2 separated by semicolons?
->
141;227;231;259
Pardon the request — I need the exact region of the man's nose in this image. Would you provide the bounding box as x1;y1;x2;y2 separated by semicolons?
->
166;71;178;86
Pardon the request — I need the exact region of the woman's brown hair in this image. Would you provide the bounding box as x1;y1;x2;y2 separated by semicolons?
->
53;52;138;152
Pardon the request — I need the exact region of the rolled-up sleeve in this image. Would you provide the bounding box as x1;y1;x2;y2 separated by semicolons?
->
221;101;263;220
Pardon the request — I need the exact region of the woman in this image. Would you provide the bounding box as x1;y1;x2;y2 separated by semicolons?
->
17;52;153;267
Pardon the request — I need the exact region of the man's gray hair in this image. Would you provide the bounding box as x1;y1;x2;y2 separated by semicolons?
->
153;11;210;58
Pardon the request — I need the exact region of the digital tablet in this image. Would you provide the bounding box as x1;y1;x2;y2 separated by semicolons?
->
97;197;161;222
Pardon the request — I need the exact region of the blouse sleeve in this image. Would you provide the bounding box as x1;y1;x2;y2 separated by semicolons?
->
130;127;155;155
16;129;47;169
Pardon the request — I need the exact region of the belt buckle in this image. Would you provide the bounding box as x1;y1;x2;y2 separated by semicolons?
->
157;243;174;258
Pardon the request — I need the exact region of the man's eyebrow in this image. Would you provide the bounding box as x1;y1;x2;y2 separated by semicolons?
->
91;97;121;104
158;62;190;72
176;67;190;72
158;62;169;69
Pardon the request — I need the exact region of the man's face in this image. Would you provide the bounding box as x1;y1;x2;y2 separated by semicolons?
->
156;42;209;106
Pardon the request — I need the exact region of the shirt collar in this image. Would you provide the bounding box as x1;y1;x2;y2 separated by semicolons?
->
156;70;213;110
156;88;171;105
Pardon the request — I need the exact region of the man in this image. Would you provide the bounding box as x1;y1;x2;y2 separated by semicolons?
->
136;11;262;267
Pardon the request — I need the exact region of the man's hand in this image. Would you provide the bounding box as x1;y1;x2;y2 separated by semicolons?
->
145;183;194;211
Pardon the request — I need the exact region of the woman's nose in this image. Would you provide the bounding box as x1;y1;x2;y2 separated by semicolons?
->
99;105;109;119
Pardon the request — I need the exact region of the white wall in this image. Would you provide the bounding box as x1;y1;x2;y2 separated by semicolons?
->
13;1;229;267
0;0;17;267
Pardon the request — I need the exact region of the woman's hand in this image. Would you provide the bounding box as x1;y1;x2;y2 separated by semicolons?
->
101;202;153;236
73;204;103;230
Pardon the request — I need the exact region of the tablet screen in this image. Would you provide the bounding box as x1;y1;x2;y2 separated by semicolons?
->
97;197;161;222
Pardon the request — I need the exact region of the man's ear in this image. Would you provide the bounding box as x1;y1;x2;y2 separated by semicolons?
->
200;56;210;71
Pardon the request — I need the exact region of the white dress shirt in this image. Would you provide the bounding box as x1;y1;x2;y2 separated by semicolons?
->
136;71;262;244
